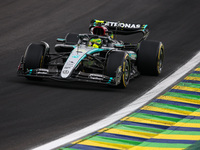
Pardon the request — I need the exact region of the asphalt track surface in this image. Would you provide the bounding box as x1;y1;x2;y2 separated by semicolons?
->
0;1;200;150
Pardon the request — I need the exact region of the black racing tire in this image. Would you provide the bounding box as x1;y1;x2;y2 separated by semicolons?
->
137;40;164;76
24;43;45;80
105;51;130;88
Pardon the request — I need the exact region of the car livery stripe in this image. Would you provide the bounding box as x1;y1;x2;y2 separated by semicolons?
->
57;65;200;150
75;48;111;68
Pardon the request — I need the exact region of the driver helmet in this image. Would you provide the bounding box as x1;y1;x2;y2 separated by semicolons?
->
88;38;102;48
91;26;114;39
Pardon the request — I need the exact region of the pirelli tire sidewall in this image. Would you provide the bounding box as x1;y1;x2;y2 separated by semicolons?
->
105;51;131;88
120;53;131;88
137;40;164;76
24;43;45;71
23;43;48;80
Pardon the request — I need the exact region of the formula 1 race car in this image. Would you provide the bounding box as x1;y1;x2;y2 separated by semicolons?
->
17;19;164;88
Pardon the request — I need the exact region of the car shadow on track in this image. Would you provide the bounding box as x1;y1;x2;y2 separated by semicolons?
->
13;77;124;92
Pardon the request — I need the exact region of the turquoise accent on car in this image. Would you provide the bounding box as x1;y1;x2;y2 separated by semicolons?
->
129;53;137;59
115;44;124;46
107;77;113;84
57;38;65;42
72;55;80;58
143;24;148;31
28;69;32;75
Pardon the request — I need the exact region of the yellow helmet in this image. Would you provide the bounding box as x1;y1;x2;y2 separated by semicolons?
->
89;38;102;48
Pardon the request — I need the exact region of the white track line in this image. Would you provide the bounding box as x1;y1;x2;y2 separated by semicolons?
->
32;51;200;150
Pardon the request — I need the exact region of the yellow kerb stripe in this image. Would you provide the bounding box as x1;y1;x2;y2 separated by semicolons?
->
141;106;191;116
102;128;154;139
158;95;200;105
129;146;183;150
79;140;131;150
190;111;200;116
173;85;200;92
72;139;82;144
121;116;174;126
195;68;200;71
185;76;200;81
153;134;200;140
174;122;200;128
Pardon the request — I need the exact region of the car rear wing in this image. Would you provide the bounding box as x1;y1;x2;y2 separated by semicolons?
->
89;19;149;36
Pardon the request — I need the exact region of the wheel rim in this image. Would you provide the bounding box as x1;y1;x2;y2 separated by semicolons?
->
124;59;130;81
157;48;164;73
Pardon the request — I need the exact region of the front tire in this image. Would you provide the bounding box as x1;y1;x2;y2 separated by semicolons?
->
23;43;46;80
105;51;130;88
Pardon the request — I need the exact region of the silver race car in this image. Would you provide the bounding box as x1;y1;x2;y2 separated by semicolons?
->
17;19;164;88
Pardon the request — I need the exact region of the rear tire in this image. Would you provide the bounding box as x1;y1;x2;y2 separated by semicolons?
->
105;51;130;88
137;40;164;76
24;43;45;80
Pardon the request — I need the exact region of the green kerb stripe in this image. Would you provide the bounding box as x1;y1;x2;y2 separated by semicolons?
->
162;129;200;135
108;124;164;133
189;73;200;77
180;118;200;123
89;136;140;146
130;113;180;122
148;102;197;112
139;141;191;148
164;92;200;100
178;82;200;88
195;109;200;112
